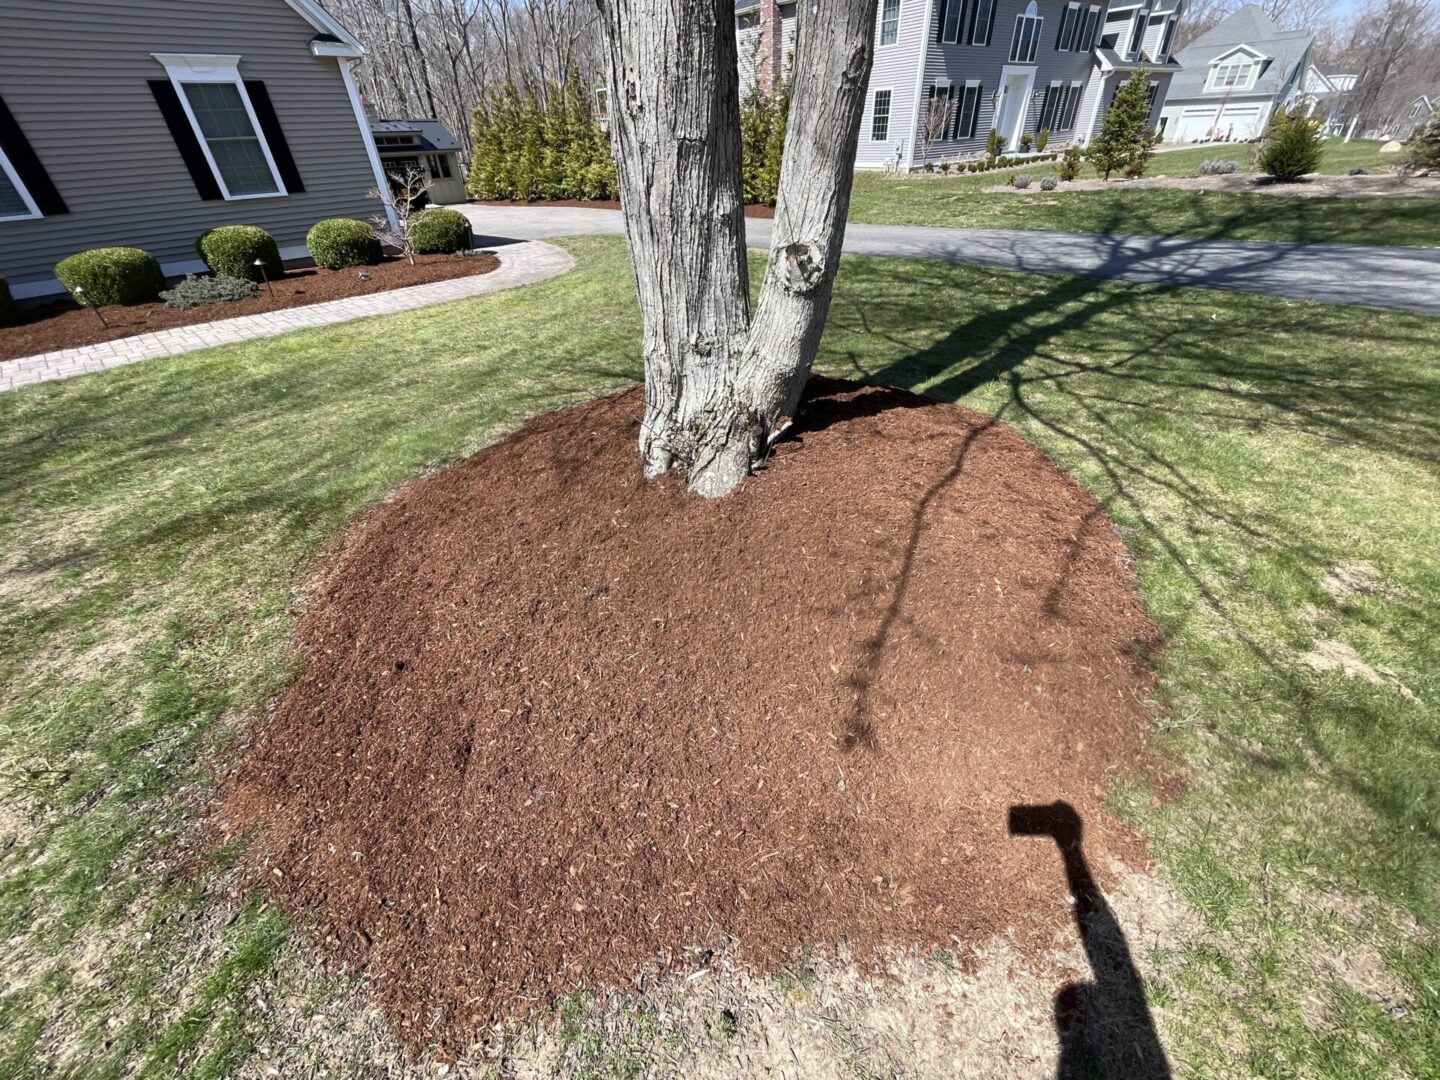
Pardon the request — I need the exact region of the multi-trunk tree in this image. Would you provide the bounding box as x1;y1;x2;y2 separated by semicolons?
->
595;0;880;497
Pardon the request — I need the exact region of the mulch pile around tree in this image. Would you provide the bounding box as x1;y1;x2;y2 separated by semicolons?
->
0;252;499;361
220;378;1166;1052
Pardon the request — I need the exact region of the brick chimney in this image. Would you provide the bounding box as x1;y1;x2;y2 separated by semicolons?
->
758;0;783;95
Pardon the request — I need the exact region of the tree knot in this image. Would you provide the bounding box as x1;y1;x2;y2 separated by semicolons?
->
780;241;826;294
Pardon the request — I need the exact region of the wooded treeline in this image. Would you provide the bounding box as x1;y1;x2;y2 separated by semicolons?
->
325;0;604;157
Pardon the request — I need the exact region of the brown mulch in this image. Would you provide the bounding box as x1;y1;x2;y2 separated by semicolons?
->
472;197;778;218
0;252;500;362
219;378;1166;1052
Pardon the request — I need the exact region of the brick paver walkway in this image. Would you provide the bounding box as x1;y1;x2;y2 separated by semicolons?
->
0;240;575;394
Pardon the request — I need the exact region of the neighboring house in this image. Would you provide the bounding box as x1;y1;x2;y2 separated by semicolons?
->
1299;66;1357;135
1157;5;1312;144
0;0;393;300
736;0;1185;169
369;117;466;204
1382;86;1438;142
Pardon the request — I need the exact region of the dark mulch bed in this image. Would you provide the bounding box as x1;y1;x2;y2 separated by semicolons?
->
0;252;500;362
220;378;1165;1052
472;197;778;219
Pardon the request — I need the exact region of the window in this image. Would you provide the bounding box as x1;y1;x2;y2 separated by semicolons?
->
941;0;965;43
879;0;901;45
925;84;956;141
1207;59;1256;91
1056;81;1083;129
1056;2;1080;50
0;148;41;221
954;81;982;138
427;153;453;180
1127;8;1149;58
153;54;285;200
969;0;996;45
871;88;893;140
1146;81;1159;110
1009;1;1042;62
1158;16;1178;60
1039;82;1061;129
1079;5;1102;49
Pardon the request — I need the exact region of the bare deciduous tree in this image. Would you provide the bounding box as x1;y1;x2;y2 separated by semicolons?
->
597;0;879;497
368;167;432;265
918;92;952;166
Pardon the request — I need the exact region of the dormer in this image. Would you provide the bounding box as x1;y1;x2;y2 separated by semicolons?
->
1204;44;1266;92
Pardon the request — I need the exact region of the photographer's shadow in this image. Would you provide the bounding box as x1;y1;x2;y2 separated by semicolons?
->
1010;801;1171;1080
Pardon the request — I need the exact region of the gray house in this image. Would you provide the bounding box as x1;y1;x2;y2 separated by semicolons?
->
1157;5;1312;143
0;0;392;300
738;0;1184;169
369;116;467;205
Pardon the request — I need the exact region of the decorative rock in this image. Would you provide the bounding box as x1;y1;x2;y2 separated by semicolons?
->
1380;140;1404;153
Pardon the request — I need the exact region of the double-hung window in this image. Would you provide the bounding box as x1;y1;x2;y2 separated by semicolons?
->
0;148;41;222
1039;82;1062;130
1158;16;1178;61
1009;1;1042;63
879;0;901;45
870;89;893;141
953;81;983;139
1056;3;1080;50
969;0;997;45
1207;60;1255;91
154;54;285;199
941;0;965;43
1126;8;1149;59
1079;5;1102;50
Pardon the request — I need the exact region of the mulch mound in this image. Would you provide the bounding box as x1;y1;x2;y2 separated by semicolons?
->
220;378;1164;1051
0;252;499;361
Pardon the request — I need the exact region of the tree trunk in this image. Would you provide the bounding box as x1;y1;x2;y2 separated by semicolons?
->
597;0;878;497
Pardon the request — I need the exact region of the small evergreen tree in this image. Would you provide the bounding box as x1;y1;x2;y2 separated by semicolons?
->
986;127;1005;160
1257;107;1324;181
1035;128;1049;152
1402;105;1440;173
1089;69;1155;180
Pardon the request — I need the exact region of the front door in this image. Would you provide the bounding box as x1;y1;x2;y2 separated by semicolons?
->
994;72;1034;152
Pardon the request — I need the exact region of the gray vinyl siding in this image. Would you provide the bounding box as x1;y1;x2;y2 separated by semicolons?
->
857;0;928;167
0;0;377;290
738;21;762;92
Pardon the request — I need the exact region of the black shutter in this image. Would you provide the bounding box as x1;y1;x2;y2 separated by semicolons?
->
0;96;68;215
936;0;949;42
244;81;305;194
149;79;223;201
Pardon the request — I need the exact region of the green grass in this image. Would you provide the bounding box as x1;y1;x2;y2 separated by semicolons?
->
2;236;1437;1076
848;138;1440;247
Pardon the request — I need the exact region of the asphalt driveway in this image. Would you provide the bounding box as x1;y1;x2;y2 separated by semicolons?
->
461;204;1440;316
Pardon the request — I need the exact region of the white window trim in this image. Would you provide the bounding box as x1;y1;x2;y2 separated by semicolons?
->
870;87;895;141
878;0;902;46
1009;9;1043;63
1057;2;1080;50
0;146;42;222
152;53;288;201
941;0;964;44
1206;60;1258;93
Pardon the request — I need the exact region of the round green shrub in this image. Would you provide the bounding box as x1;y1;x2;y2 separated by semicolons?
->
408;208;473;255
0;276;16;325
54;247;165;306
197;225;283;282
306;218;382;270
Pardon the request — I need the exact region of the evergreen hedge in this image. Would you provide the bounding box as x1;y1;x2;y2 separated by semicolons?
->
197;225;283;282
740;83;789;205
468;80;617;202
306;219;382;270
54;247;165;306
1402;105;1440;172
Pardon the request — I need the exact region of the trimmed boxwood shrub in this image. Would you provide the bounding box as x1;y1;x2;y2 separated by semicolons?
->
54;247;165;306
197;225;283;282
0;276;16;325
409;208;473;255
306;218;382;270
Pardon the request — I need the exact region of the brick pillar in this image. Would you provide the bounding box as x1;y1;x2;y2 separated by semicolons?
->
758;0;783;95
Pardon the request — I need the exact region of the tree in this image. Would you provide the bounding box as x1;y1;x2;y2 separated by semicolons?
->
1088;69;1156;181
1403;105;1440;171
917;91;951;167
595;0;879;497
1257;107;1324;180
369;167;432;264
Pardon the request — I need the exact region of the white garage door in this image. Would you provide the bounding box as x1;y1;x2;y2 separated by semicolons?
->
1217;106;1264;140
1174;107;1219;143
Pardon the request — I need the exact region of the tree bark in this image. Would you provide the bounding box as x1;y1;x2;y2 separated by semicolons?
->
597;0;878;497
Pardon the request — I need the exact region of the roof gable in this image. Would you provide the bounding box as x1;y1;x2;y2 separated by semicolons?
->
281;0;366;57
1187;4;1282;49
1210;43;1268;64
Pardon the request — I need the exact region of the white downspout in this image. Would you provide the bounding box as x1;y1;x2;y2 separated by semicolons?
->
340;59;399;230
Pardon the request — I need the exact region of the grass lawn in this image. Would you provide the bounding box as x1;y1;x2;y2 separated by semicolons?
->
2;237;1437;1077
849;138;1440;247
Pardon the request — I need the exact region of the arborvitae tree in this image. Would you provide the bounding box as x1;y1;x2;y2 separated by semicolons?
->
757;79;791;205
539;90;571;199
1257;107;1324;181
1402;105;1440;172
1089;69;1155;180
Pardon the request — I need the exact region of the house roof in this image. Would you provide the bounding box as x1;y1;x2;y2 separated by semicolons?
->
1094;48;1183;74
369;118;462;153
1166;5;1312;101
283;0;367;58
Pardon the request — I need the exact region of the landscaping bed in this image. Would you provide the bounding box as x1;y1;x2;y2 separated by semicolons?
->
0;251;500;362
981;170;1440;199
220;377;1164;1049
